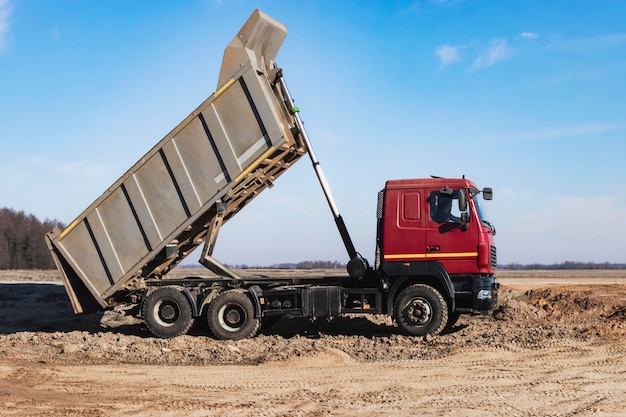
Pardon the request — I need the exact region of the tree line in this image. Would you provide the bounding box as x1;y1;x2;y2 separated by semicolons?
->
500;261;626;270
296;260;346;269
222;261;347;270
0;207;65;270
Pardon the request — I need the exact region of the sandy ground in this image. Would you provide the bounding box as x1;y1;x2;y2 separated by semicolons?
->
0;269;625;416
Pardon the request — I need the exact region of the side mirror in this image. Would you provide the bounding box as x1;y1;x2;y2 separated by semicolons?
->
460;212;470;230
482;187;493;200
458;189;467;211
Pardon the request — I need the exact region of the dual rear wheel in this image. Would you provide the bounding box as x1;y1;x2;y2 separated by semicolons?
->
142;287;260;340
206;290;260;341
143;287;194;339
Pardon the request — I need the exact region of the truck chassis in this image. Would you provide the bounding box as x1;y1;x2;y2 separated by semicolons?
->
131;269;496;340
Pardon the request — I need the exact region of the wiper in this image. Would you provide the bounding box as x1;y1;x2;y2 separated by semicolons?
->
483;220;496;234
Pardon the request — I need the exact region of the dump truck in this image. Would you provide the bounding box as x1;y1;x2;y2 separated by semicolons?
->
46;9;498;340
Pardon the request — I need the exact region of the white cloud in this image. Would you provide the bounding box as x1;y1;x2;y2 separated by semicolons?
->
0;0;13;51
471;38;512;70
519;32;538;40
435;44;463;68
437;33;538;72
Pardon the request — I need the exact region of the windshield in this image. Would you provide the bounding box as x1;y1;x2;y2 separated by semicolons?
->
472;190;495;232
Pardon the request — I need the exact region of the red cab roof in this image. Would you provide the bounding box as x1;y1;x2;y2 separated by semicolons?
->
385;177;477;189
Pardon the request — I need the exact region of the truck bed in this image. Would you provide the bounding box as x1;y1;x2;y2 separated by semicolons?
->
46;10;306;314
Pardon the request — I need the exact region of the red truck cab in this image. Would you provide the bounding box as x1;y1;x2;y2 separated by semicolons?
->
376;177;498;331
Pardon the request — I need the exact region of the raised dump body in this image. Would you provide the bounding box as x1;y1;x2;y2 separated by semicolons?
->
46;10;306;314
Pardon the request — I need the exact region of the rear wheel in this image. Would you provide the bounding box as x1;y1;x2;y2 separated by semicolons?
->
143;287;193;338
207;290;260;340
394;284;448;337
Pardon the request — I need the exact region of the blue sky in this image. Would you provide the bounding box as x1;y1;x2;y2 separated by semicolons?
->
1;0;625;265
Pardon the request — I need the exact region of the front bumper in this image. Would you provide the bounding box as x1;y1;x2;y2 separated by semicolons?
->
473;276;499;313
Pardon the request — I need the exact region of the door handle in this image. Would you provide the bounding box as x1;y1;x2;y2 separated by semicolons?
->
426;246;440;252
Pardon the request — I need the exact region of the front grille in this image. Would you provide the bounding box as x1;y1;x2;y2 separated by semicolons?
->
490;246;497;269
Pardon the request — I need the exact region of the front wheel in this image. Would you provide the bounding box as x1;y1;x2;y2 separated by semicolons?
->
207;290;260;340
143;287;194;338
394;284;448;337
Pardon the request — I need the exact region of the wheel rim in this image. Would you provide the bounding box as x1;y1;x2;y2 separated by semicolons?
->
153;299;181;328
404;297;432;326
218;303;247;332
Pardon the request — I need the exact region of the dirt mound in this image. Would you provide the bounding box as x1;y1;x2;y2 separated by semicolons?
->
494;285;626;325
0;280;625;367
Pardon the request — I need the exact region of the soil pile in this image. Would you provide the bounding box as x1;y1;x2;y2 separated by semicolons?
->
0;277;624;366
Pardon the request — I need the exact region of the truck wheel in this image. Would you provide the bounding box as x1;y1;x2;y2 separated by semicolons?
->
143;287;193;338
394;284;448;337
207;290;260;340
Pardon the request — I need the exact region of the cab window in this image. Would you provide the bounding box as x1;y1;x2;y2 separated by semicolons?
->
429;190;463;223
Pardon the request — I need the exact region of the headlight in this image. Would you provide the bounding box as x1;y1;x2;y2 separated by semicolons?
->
477;290;492;301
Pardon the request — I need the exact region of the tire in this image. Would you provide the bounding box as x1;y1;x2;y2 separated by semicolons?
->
394;284;448;337
143;287;194;339
207;290;260;340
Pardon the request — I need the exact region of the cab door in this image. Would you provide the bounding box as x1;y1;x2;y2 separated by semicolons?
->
381;188;426;263
425;189;479;274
